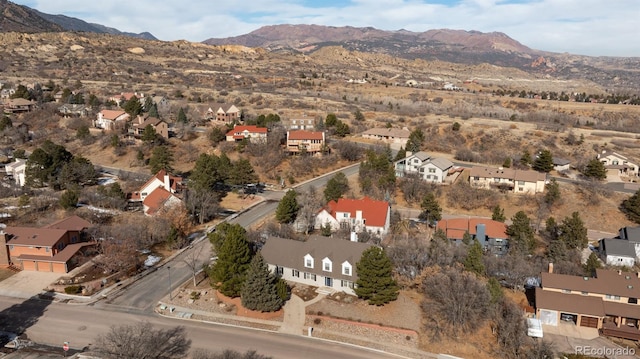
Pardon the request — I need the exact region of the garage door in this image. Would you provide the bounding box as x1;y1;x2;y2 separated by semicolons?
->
37;262;52;272
580;316;599;328
21;260;36;271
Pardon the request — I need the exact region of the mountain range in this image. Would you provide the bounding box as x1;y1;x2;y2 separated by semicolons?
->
0;0;156;40
0;0;638;91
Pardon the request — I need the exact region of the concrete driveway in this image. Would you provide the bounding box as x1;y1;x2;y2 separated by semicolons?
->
543;323;639;358
0;271;61;299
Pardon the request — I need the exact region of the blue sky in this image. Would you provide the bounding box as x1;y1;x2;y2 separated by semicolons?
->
12;0;640;57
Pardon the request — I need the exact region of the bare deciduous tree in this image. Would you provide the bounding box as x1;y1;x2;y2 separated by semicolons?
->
494;298;528;358
296;186;323;234
94;321;191;359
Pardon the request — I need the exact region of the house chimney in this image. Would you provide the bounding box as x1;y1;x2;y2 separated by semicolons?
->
618;270;622;275
548;262;554;274
164;174;171;192
350;231;358;242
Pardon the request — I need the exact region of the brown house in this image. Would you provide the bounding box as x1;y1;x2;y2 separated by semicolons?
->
131;115;169;139
0;216;94;273
536;266;640;340
286;130;326;155
3;98;36;113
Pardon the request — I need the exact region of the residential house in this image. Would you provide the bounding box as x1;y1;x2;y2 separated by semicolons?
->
0;216;94;273
469;166;546;193
395;151;454;184
225;125;268;143
3;98;36;113
0;88;15;100
131;115;169;139
57;104;90;118
599;226;640;266
597;150;639;177
151;95;170;111
197;103;240;123
283;118;316;131
599;238;636;267
94;110;130;131
286;130;326;155
109;92;144;106
315;197;391;235
129;169;183;216
535;266;640;340
436;218;509;255
362;128;410;146
261;235;374;295
4;159;26;187
552;158;571;172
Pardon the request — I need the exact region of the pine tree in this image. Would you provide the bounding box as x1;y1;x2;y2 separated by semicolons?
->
355;247;399;305
275;190;299;223
464;240;485;276
210;226;253;297
419;192;442;223
520;150;532;166
148;103;159;118
177;107;188;124
491;205;506;222
229;158;258;186
241;253;284;312
393;146;406;162
544;178;561;206
583;252;602;277
533;149;554;172
506;211;535;253
122;96;143;117
487;277;503;304
462;231;472;245
406;128;425;153
582;158;607;180
148;146;174;173
325;113;338;127
141;124;157;142
324;172;350;202
59;189;79;210
559;211;588;249
620;189;640;224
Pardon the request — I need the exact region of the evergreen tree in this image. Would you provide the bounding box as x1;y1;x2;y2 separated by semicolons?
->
148;103;159;118
533;149;554;172
189;154;224;191
353;109;365;122
241;253;284;312
59;189;79;210
491;205;506;222
506;211;535;253
229;158;258;186
620;189;640;224
462;231;472;245
208;223;247;252
544;217;560;241
583;252;602;277
419;192;442;223
544;178;561;206
487;277;503;304
141;124;157;142
0;116;13;131
582;158;607;180
393;146;406;162
143;96;154;112
501;157;512;168
334;121;350;137
149;146;174;173
325;113;338;127
558;211;588;249
520;150;532;166
324;172;350;202
177;107;188;124
464;240;485;276
210;225;252;297
405;128;425;153
355;247;399;305
275;190;299;223
122;96;143;117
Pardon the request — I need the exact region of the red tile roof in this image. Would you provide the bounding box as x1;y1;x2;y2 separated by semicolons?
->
326;197;389;227
143;187;175;215
288;130;324;141
99;110;128;120
436;218;507;240
226;125;268;136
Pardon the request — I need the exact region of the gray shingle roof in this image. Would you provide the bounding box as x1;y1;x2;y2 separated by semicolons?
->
601;238;636;257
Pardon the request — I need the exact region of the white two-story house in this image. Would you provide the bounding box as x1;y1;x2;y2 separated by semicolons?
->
395;151;454;183
597;150;639;177
261;235;374;295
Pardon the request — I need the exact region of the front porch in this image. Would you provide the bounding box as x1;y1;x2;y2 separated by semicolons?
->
601;321;640;341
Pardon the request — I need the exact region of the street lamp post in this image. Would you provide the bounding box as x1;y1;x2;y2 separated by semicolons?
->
167;266;172;300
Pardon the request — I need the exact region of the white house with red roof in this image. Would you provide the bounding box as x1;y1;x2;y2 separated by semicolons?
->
225;125;268;143
94;110;130;131
315;197;391;235
129;169;183;215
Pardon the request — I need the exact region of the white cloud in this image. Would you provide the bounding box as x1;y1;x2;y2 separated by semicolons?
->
14;0;640;56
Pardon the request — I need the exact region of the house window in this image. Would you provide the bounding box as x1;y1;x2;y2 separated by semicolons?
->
292;269;300;277
474;176;479;180
304;272;316;281
304;254;314;269
562;289;571;294
71;236;77;244
494;177;500;182
343;213;348;218
322;258;332;272
342;262;352;276
413;159;419;164
429;168;436;173
341;280;354;288
518;181;525;186
45;248;50;252
276;266;284;275
57;243;65;250
581;291;589;296
518;187;524;192
9;245;13;250
605;294;620;300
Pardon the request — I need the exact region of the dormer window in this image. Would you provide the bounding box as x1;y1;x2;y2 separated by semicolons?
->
304;254;314;269
322;257;332;272
342;261;352;276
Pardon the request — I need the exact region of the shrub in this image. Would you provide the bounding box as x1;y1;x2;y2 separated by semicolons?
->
64;285;82;294
313;318;322;325
190;291;201;300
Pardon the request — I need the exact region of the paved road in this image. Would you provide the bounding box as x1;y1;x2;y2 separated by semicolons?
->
0;297;405;359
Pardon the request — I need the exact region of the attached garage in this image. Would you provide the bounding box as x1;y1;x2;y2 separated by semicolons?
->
21;260;36;271
580;315;599;328
37;261;53;272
